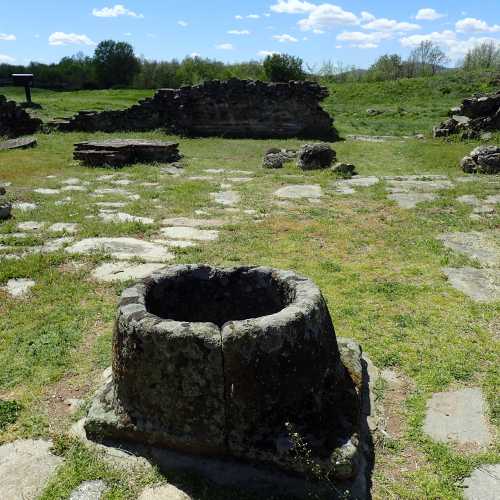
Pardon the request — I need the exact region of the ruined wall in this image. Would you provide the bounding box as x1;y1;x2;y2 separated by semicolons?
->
0;95;42;138
60;79;337;140
433;90;500;139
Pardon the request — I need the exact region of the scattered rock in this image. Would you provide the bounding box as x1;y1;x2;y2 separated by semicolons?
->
0;439;63;500
138;484;191;500
92;262;167;283
331;162;356;177
12;202;38;212
366;108;382;116
17;221;45;231
95;202;127;208
160;226;219;241
2;278;36;297
437;232;499;267
443;267;500;302
262;153;284;169
61;178;82;185
66;238;174;262
457;195;481;206
161;166;184;176
69;480;107;500
93;188;134;197
0;137;37;151
274;184;322;200
297;143;336;170
461;145;500;175
463;464;500;500
423;388;492;450
61;185;87;192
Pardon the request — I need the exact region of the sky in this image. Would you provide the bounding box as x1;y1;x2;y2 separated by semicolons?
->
1;0;500;69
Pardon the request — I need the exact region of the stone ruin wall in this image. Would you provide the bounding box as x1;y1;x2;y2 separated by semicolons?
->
433;90;500;139
0;95;42;138
59;79;338;140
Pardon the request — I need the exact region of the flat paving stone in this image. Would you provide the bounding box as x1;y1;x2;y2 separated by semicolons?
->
93;188;133;197
229;177;252;183
69;480;107;500
161;217;225;228
92;262;166;282
0;136;37;150
339;176;380;187
274;184;322;200
0;439;63;500
152;239;196;248
211;191;241;207
61;178;82;185
34;188;60;195
463;464;500;500
48;223;79;234
388;192;437;208
161;166;183;176
61;185;87;192
17;221;45;231
160;226;219;241
204;168;225;174
485;194;500;204
99;212;154;225
423;388;492;450
2;278;35;297
66;238;174;262
457;195;481;206
95;202;127;208
386;179;454;192
443;267;500;302
438;232;499;267
138;484;191;500
12;202;37;211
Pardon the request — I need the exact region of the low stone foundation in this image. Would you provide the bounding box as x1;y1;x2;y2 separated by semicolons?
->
0;95;42;138
59;79;337;140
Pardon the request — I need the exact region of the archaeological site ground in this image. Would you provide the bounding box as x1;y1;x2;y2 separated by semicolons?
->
0;72;499;500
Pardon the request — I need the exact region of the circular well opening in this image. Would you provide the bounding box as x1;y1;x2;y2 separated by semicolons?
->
145;267;294;327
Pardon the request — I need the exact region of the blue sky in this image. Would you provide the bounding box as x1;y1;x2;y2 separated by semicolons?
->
1;0;500;68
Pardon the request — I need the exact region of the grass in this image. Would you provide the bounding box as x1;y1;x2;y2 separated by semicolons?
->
0;77;499;499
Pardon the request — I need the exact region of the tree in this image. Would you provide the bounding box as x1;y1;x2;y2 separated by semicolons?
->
263;53;305;82
93;40;140;88
408;41;448;76
463;41;500;71
369;54;403;81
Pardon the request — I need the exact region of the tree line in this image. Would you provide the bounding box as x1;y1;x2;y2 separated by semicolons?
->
0;39;498;90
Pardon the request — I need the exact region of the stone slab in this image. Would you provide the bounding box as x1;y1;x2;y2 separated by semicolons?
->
0;137;37;151
211;191;240;207
69;480;107;500
160;226;219;241
161;217;225;228
388;192;437;208
12;202;37;211
48;223;79;234
443;267;500;302
463;464;500;500
274;184;322;199
2;278;35;297
17;221;45;231
423;388;492;449
0;439;63;500
92;262;167;282
438;232;499;267
34;188;60;195
99;212;154;225
66;238;174;262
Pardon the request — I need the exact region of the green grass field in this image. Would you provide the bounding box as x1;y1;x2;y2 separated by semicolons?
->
0;76;499;499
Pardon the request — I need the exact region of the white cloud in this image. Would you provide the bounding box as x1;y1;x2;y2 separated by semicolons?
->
337;30;391;48
273;33;299;42
362;18;420;32
216;43;234;50
270;0;316;14
228;29;251;35
247;14;260;19
264;13;271;17
0;54;15;63
400;30;500;59
415;8;445;21
92;4;143;18
124;32;132;36
178;20;188;27
0;33;16;41
360;11;375;22
48;32;96;46
258;50;278;57
235;15;243;20
298;4;358;31
455;17;500;33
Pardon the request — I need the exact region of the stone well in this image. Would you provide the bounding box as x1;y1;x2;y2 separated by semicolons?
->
84;265;362;479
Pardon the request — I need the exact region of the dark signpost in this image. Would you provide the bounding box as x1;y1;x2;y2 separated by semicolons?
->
11;74;40;108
